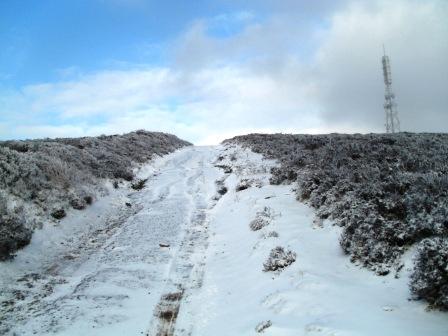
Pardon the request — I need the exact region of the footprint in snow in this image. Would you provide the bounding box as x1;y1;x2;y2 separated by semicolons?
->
305;324;339;335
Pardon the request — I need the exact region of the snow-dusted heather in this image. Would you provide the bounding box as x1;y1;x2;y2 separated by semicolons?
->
411;238;448;310
0;130;191;260
226;133;448;310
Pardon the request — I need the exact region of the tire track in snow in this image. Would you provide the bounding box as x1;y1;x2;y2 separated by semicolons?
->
148;148;224;336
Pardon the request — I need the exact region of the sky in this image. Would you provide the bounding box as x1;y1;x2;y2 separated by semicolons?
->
0;0;447;144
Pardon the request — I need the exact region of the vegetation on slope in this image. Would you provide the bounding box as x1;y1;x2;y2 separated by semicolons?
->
227;133;448;310
0;130;191;260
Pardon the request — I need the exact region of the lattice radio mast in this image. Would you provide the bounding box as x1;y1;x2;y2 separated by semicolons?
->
382;45;400;133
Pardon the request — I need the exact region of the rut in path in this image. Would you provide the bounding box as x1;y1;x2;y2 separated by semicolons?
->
153;289;184;336
148;151;226;336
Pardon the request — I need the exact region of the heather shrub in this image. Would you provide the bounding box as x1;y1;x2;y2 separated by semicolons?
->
131;179;147;190
0;192;32;260
250;217;270;231
263;246;296;272
410;238;448;310
0;217;32;261
250;206;274;231
236;179;251;191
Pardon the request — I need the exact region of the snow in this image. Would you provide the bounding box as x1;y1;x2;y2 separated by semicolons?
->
175;145;448;336
1;145;447;335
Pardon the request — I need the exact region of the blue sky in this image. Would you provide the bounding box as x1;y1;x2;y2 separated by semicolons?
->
1;0;447;144
0;0;244;85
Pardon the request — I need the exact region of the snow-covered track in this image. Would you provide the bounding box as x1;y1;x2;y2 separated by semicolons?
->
0;147;223;336
148;148;221;336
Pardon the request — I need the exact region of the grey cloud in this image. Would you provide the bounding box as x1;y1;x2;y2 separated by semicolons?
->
176;0;448;134
316;0;448;132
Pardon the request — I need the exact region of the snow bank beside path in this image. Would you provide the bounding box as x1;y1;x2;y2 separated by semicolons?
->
177;144;448;336
226;133;448;310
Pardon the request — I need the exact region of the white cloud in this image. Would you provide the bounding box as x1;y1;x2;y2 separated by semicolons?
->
2;64;321;144
14;124;88;139
20;68;177;118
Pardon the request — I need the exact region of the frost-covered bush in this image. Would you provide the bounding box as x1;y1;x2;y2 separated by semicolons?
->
0;130;191;259
131;179;148;190
236;179;252;191
227;133;448;307
263;246;296;272
266;231;279;238
410;238;448;310
250;206;273;231
255;320;272;333
0;192;32;260
250;217;270;231
0;217;32;261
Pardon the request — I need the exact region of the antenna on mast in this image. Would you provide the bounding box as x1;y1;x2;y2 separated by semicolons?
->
381;45;400;133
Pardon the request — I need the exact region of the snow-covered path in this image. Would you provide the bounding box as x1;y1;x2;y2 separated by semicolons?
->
0;146;222;335
1;145;447;335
